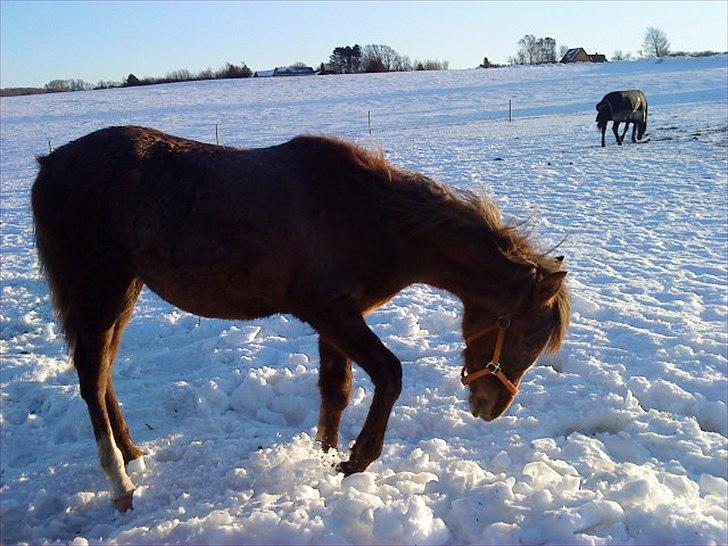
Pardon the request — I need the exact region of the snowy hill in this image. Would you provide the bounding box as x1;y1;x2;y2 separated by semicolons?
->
1;55;726;544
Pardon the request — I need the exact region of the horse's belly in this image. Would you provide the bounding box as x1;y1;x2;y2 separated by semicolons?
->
130;209;294;319
133;253;290;320
144;273;282;319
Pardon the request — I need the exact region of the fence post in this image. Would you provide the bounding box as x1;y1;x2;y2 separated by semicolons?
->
48;139;52;153
215;124;220;145
508;99;512;122
368;110;372;135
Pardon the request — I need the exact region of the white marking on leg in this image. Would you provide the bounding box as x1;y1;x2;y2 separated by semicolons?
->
97;432;135;499
315;406;327;443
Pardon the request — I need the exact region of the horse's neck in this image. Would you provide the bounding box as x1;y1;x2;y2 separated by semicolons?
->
400;225;516;300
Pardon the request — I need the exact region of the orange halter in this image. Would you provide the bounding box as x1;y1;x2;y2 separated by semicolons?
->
460;316;518;396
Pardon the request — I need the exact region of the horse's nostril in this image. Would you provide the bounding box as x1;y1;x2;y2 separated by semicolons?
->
470;397;490;419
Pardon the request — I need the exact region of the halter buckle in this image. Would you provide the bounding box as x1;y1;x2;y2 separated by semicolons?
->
460;317;519;396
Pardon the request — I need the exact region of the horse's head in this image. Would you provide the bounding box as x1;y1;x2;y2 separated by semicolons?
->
461;258;569;421
595;101;611;131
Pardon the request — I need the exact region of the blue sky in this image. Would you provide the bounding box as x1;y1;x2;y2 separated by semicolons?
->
1;1;726;87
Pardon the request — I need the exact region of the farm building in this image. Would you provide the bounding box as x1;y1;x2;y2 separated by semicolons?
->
560;48;607;63
254;66;315;77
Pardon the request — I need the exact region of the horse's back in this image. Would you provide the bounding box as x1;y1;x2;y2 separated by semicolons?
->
32;127;402;320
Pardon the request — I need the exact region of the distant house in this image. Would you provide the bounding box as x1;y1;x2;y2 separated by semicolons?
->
275;66;315;76
254;66;315;77
560;48;607;63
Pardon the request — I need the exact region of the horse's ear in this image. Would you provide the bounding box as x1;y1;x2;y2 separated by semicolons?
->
535;270;567;302
554;255;564;264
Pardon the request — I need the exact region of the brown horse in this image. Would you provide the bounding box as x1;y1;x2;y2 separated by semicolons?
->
31;126;570;511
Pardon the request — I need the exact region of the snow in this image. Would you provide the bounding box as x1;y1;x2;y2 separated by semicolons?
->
1;55;727;544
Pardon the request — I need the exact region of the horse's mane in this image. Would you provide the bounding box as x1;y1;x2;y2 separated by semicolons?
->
298;135;552;263
295;135;570;351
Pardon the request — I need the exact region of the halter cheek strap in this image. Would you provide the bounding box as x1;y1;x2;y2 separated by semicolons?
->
461;317;519;396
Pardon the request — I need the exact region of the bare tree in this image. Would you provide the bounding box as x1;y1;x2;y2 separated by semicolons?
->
642;27;670;58
611;50;633;61
393;54;412;72
538;37;557;63
44;79;91;92
518;34;538;64
414;59;450;71
362;44;409;72
166;69;192;81
511;34;558;65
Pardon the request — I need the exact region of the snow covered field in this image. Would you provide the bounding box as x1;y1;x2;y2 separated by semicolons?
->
1;55;726;544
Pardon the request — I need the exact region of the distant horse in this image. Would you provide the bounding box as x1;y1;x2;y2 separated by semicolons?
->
596;90;648;146
32;126;570;511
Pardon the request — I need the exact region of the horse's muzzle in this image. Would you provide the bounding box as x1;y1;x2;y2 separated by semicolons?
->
469;392;513;421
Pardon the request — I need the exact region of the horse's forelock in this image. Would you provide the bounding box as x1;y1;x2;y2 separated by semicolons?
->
546;286;571;353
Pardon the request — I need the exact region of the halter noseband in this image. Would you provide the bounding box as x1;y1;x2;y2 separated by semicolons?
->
460;316;518;396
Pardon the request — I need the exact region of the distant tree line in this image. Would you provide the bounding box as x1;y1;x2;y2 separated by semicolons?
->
1;61;252;96
122;62;252;88
2;29;725;97
45;79;93;92
326;43;449;74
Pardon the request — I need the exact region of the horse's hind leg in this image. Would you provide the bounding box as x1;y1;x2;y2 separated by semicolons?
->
105;279;144;463
316;337;352;452
70;275;140;511
631;123;638;143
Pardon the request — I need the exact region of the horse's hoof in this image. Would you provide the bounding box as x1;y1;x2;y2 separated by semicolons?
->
113;492;134;512
336;459;367;476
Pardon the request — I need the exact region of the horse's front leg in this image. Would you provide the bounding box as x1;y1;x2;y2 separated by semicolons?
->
612;121;622;145
601;125;606;147
316;336;352;452
309;301;402;475
621;121;630;142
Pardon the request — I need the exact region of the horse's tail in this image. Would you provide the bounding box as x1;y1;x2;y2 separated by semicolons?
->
31;152;79;349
